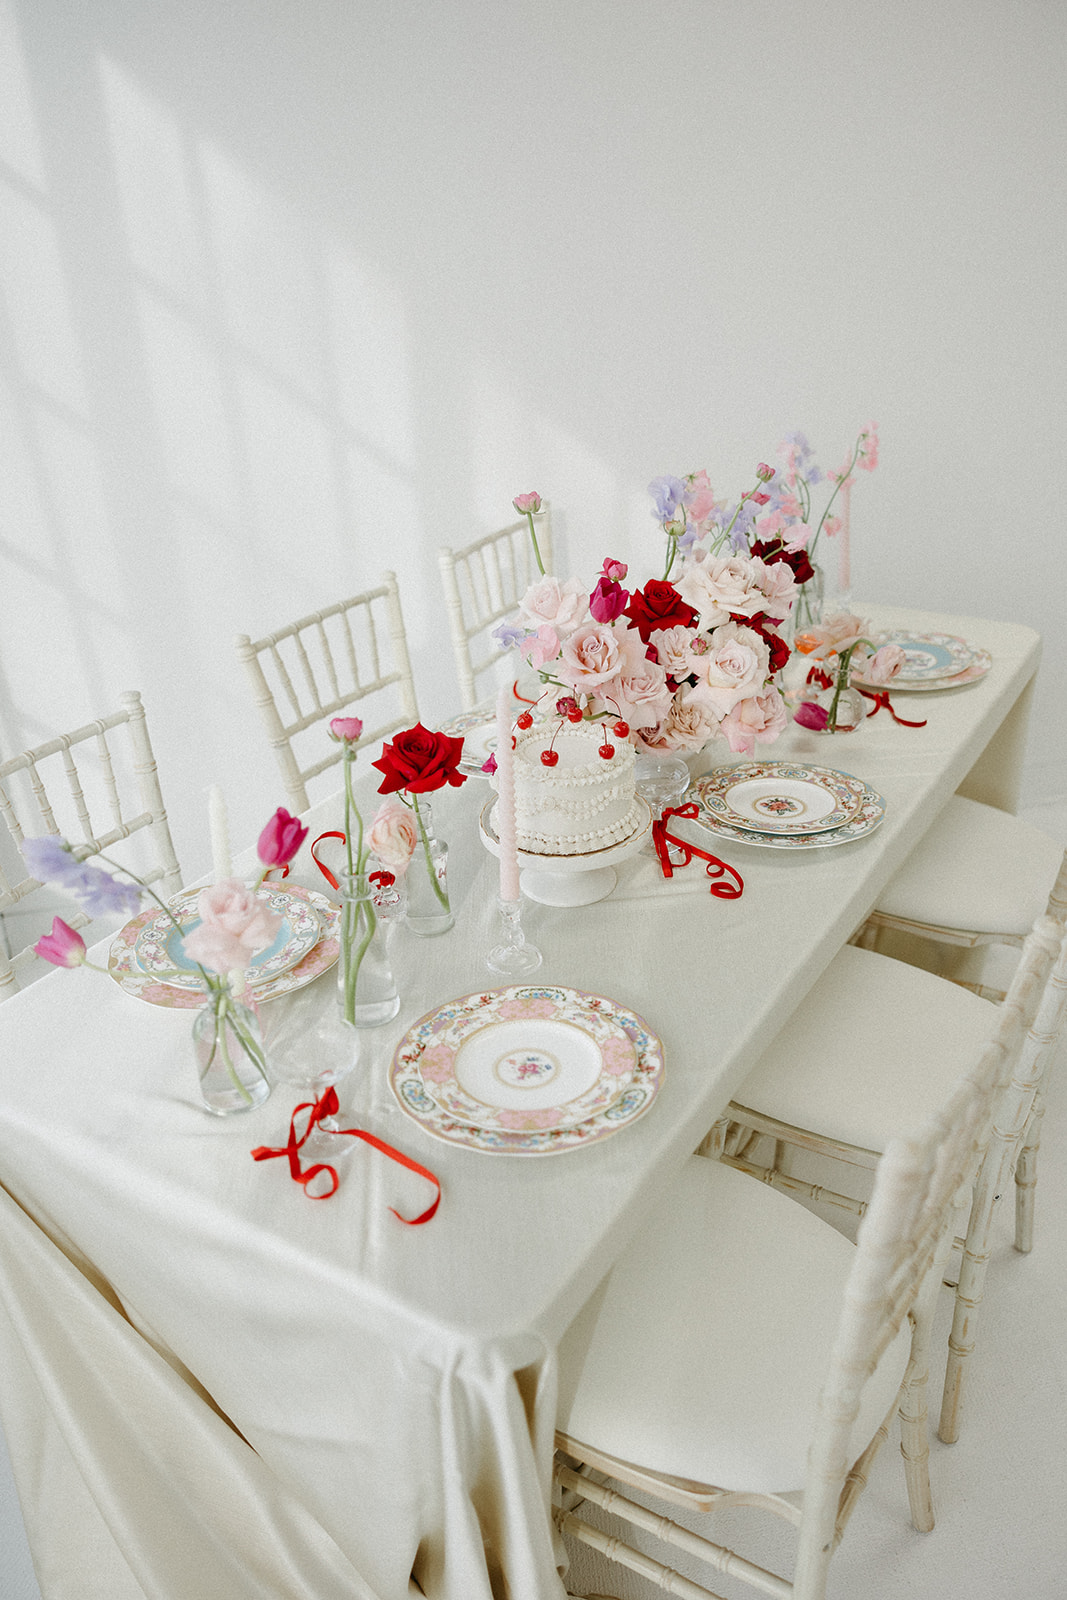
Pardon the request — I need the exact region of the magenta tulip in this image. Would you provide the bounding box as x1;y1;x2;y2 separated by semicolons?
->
257;807;309;868
329;716;364;743
34;917;88;968
793;701;830;731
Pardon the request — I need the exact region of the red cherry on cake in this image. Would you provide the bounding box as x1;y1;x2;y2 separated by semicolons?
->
566;707;584;723
540;749;559;767
598;743;615;760
515;711;533;730
612;720;630;737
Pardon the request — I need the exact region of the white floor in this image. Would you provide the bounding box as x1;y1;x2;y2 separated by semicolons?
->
3;801;1066;1600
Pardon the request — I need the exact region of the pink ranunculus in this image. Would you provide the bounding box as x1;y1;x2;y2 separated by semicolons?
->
686;622;770;719
516;575;587;637
367;798;419;875
675;554;766;629
719;686;789;755
329;716;364;743
513;492;543;514
555;621;627;693
858;643;906;686
182;879;282;974
34;917;88;968
601;557;628;582
794;701;830;731
257;808;309;868
648;624;698;677
794;613;870;661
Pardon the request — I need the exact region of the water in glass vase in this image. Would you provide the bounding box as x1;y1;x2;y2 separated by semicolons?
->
337;872;400;1026
193;983;271;1115
406;795;454;937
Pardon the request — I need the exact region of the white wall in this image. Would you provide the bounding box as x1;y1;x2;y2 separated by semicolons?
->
1;0;1064;870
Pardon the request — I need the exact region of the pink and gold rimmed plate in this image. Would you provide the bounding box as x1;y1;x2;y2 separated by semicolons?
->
390;986;664;1154
108;885;341;1008
853;633;991;693
132;886;321;991
698;763;862;836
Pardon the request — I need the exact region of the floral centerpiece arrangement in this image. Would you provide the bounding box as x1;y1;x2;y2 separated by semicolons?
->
495;477;797;759
25;807;309;1112
792;614;905;732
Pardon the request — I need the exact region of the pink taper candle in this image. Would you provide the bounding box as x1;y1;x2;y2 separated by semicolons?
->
839;478;852;595
494;687;521;902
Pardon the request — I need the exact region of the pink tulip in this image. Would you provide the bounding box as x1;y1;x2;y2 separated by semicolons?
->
793;701;830;731
329;716;364;743
257;807;309;868
34;917;88;968
513;492;542;515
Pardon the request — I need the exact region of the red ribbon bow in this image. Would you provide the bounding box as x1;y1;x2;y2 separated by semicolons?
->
251;1086;441;1220
651;803;744;899
855;687;928;728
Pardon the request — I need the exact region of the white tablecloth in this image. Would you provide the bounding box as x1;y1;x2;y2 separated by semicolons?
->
0;606;1041;1599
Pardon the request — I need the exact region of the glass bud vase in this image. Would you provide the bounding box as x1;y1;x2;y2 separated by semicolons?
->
817;682;867;733
337;871;400;1027
406;797;454;937
193;983;271;1116
788;563;825;643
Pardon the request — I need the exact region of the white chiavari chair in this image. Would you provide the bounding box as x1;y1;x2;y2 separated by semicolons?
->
437;505;554;711
554;979;1013;1600
861;795;1067;997
721;916;1064;1445
0;692;182;1001
234;573;419;814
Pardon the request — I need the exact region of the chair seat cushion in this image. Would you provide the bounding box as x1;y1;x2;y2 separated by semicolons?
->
731;945;994;1152
874;796;1062;938
556;1158;912;1493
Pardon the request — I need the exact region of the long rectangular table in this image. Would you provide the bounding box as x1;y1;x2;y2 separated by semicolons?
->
0;606;1041;1599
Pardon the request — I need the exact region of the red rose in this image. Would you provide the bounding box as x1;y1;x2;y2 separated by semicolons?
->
744;612;792;674
623;580;698;643
372;723;468;795
749;538;815;588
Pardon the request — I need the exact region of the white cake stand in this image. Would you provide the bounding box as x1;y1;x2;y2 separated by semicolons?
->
479;796;654;907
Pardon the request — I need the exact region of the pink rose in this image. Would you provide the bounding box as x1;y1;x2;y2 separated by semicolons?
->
687;622;770;719
638;692;719;753
517;576;587;638
648;625;698;677
182;879;282;975
556;621;627;692
675;553;766;629
367;798;419;874
855;643;906;686
719;686;789;754
750;556;797;622
794;613;870;660
607;656;673;731
329;716;364;742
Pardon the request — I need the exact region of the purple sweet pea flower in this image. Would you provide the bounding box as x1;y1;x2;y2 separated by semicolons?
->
22;835;142;917
492;619;530;650
74;865;143;918
22;835;84;887
648;476;686;524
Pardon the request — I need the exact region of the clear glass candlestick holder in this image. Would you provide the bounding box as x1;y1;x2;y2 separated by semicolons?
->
486;897;542;977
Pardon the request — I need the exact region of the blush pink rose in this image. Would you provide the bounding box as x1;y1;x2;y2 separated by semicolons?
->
686;622;770;719
719;686;789;755
555;621;628;692
608;656;673;730
648;625;699;677
367;798;419;874
854;643;906;686
638;692;720;753
750;556;797;622
676;554;765;629
517;576;587;637
182;879;282;974
794;612;870;660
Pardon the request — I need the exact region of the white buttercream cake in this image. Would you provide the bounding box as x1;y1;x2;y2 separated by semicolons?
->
500;723;642;857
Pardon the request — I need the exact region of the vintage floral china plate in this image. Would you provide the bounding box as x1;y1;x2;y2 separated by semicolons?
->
109;886;341;1007
390;986;664;1154
694;773;886;850
699;763;863;836
132;887;321;990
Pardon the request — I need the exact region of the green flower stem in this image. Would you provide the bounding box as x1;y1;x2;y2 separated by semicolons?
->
92;847;214;990
525;511;546;576
662;534;678;581
807;437;861;562
209;989;264;1106
410;793;450;910
826;635;876;731
341;892;378;1023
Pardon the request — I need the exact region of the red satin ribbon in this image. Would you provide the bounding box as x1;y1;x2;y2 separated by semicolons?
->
651;803;744;899
251;1086;441;1220
311;831;346;891
512;678;540;705
856;687;928;728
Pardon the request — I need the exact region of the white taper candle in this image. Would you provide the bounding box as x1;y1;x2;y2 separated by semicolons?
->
839;478;852;595
209;784;232;883
494;687;521;902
